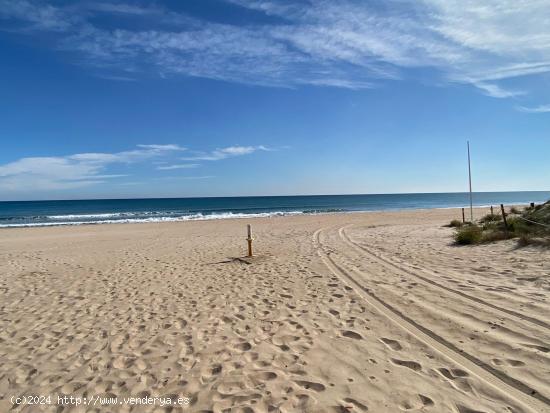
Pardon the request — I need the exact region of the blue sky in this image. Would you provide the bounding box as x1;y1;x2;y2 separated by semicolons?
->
0;0;549;201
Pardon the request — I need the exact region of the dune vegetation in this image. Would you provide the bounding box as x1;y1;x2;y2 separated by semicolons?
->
453;201;550;246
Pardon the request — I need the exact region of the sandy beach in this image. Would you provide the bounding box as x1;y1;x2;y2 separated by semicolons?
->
1;207;549;413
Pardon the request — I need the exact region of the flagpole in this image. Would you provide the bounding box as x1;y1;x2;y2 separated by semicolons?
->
467;141;473;222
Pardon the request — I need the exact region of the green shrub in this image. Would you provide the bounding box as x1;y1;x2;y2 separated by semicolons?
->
517;235;531;247
479;213;501;224
454;225;483;245
518;235;550;247
481;230;509;243
448;219;464;228
524;201;550;225
507;217;534;235
452;200;550;247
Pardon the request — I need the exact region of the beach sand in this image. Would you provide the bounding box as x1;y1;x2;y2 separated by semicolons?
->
1;207;549;412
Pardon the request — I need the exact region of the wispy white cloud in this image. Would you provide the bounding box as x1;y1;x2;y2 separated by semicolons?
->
96;74;137;82
137;144;186;151
0;0;78;31
472;82;525;99
1;0;549;97
0;144;184;191
182;145;270;161
156;175;214;180
453;62;550;84
156;163;199;170
425;1;550;59
0;143;270;193
85;2;163;16
516;104;550;113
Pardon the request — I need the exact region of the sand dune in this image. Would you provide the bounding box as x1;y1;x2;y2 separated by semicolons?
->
1;207;549;412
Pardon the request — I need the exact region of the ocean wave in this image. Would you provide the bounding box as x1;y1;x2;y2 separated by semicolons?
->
302;208;346;214
4;200;538;229
47;213;131;219
0;210;310;228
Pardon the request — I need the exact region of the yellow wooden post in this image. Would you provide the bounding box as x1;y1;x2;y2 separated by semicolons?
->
246;224;253;257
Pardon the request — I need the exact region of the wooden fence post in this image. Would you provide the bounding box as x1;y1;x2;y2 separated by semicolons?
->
246;224;253;257
462;208;465;224
500;204;508;234
490;205;494;216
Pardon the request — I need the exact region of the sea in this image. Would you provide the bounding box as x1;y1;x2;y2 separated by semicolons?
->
0;192;548;228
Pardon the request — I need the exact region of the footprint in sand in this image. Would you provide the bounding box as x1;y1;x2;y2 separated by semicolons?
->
284;393;316;411
112;356;134;369
341;330;363;340
233;341;252;352
253;359;273;369
273;353;299;369
175;318;187;329
437;367;470;379
341;397;369;412
491;358;525;367
272;334;300;346
399;394;434;410
456;404;488;413
380;337;402;351
251;371;278;382
210;363;223;375
419;394;434;407
390;358;422;372
244;352;259;362
437;368;472;393
294;380;326;392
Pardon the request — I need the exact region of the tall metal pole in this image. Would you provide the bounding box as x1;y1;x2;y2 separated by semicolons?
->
467;141;473;222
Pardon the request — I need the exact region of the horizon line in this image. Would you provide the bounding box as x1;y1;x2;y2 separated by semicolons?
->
1;189;549;203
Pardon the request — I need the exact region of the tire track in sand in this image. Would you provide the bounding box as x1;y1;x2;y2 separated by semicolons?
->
313;227;550;413
340;225;550;331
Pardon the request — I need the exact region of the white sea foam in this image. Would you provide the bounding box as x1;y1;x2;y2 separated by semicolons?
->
0;210;306;228
2;199;539;229
47;213;129;219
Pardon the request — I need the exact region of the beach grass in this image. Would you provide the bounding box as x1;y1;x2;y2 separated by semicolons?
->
452;201;550;246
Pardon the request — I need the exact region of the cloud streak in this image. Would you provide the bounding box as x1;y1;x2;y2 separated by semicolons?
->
1;0;549;96
182;145;270;161
473;82;525;99
516;104;550;113
0;144;184;191
156;163;199;170
0;143;271;194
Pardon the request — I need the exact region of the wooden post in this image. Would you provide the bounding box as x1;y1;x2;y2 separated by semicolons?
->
461;208;465;223
500;204;508;234
530;202;535;208
467;141;474;223
490;205;494;216
246;224;253;257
